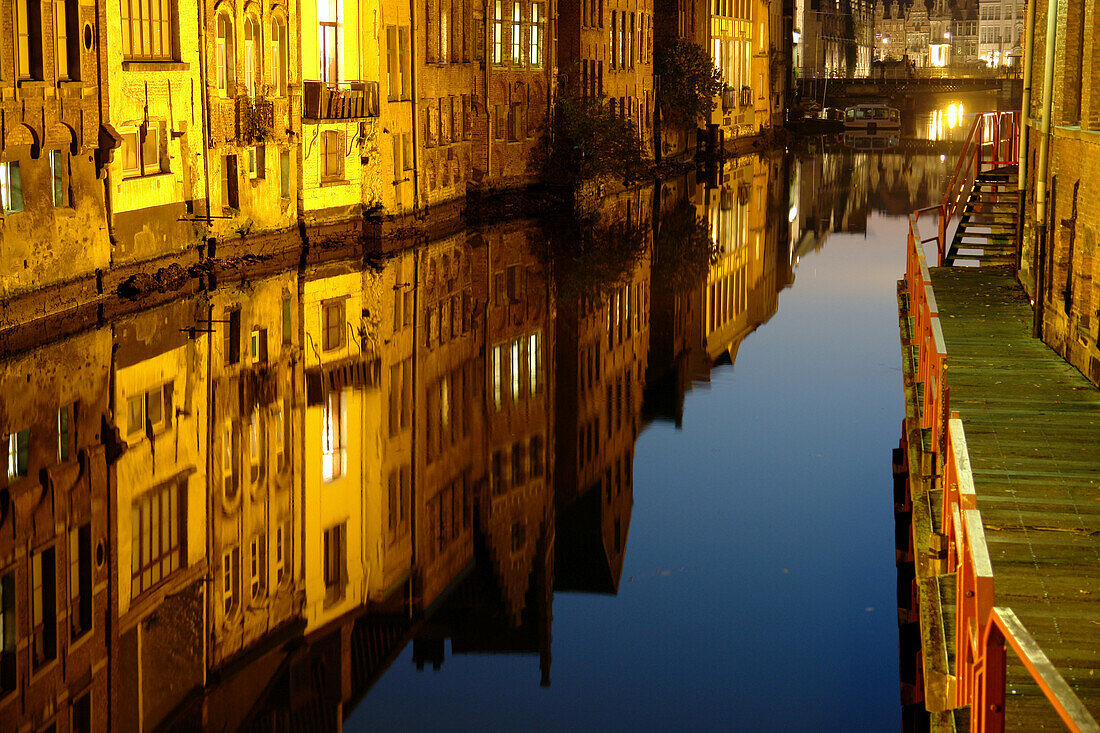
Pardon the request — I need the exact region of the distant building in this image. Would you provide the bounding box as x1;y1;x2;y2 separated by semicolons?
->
794;0;874;77
977;0;1024;67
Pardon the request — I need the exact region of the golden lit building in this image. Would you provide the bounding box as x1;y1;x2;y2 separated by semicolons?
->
554;188;650;592
558;0;657;154
413;234;481;609
298;0;383;224
480;223;554;622
203;0;300;243
300;263;379;631
102;0;208;266
709;0;775;141
111;298;210;731
412;2;479;212
0;0;109;313
207;273;303;666
378;0;417;216
0;330;112;733
482;1;554;187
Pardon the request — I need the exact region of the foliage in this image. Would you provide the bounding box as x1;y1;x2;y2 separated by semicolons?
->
654;199;718;293
535;209;650;307
655;40;724;129
531;96;649;207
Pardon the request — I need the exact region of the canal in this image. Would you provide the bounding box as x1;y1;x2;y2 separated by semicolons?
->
0;98;991;731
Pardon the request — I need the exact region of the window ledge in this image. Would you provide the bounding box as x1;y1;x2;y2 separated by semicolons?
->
319;178;350;187
122;61;190;72
121;171;173;183
1053;125;1100;143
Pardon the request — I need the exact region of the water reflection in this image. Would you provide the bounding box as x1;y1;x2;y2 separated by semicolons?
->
0;145;943;731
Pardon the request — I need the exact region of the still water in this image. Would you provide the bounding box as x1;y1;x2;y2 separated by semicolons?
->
0;116;969;731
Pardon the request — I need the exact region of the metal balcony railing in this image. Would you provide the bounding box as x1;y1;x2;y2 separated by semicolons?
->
721;88;737;112
303;80;380;120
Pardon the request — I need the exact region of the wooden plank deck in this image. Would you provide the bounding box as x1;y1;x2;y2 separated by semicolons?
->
929;265;1100;729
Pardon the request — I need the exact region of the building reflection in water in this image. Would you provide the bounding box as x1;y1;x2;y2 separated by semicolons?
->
0;151;823;732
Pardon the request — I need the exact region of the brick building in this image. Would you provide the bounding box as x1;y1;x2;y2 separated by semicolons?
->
0;0;109;316
0;330;112;733
1023;0;1100;386
559;0;657;155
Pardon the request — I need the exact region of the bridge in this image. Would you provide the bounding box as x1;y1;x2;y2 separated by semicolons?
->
895;112;1100;731
797;75;1022;106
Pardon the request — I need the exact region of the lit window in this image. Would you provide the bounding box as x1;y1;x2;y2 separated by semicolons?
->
6;429;30;480
492;1;503;64
510;337;522;403
270;17;288;95
321;389;345;482
320;130;343;180
222;545;239;615
120;125;162;177
243;14;260;96
529;3;543;67
131;483;182;599
318;0;340;83
120;0;172;60
0;163;24;214
511;1;521;64
249;535;266;599
491;345;503;411
216;13;235;93
528;331;541;394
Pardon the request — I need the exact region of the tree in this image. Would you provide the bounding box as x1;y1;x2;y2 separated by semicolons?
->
655;40;723;130
654;199;717;293
531;96;649;213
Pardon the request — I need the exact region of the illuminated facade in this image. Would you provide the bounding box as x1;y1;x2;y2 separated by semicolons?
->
558;0;657;154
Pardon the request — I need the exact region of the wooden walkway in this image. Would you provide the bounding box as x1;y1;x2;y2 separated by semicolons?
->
930;265;1100;728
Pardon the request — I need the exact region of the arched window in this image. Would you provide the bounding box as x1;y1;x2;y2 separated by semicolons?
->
270;17;287;96
216;13;235;95
244;14;260;96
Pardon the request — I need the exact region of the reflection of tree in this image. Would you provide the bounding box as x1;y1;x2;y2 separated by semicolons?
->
538;211;649;307
654;199;718;294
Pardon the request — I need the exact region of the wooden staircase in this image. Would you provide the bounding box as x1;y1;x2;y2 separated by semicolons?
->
944;167;1019;267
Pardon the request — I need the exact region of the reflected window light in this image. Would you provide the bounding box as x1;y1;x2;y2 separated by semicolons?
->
510;338;522;402
321;389;345;482
492;345;503;411
528;332;541;395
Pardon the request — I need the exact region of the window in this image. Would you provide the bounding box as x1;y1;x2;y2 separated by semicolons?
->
250;328;268;363
72;691;91;733
31;547;56;668
274;524;286;583
510;337;522;402
398;27;411;98
248;408;262;483
529;3;543;67
6;429;29;480
216;13;234;94
319;0;340;83
388;357;412;435
17;0;43;79
69;524;91;639
279;149;291;199
491;345;503;411
529;434;543;476
223;420;239;498
126;384;173;437
387;464;410;533
50;150;71;207
225;307;241;364
0;163;24;214
510;1;521;64
243;14;260;96
223;153;239;208
249;144;265;179
121;125;162;177
222;545;239;615
57;404;72;462
322;299;344;350
322;522;346;602
274;399;288;470
528;331;541;394
249;535;266;599
121;0;172;60
320;130;343;181
512;442;525;485
492;0;503;64
0;572;13;691
494;105;505;140
131;483;183;598
321;389;345;482
282;296;292;343
55;0;79;79
271;17;287;95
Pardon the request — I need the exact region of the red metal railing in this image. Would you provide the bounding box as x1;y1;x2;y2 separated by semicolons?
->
904;218;1100;732
917;111;1020;266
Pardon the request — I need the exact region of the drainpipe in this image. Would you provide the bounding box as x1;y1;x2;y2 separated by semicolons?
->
1032;0;1057;338
1015;0;1035;273
409;0;420;211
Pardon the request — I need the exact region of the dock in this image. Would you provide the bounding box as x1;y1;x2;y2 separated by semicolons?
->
897;256;1100;731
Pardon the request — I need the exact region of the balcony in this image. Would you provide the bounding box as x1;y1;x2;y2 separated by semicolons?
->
740;87;753;108
303;80;380;121
721;88;737;112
